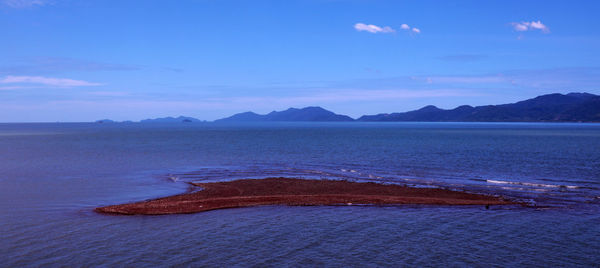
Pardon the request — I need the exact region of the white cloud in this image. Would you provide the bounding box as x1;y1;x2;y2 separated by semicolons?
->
512;23;529;31
354;23;395;34
0;75;102;87
529;21;549;32
1;0;46;8
355;22;421;35
510;20;550;33
398;23;420;34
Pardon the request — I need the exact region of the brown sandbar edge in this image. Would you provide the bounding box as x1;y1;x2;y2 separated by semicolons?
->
95;177;519;215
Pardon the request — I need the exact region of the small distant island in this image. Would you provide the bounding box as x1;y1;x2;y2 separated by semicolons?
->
140;116;204;123
97;92;600;123
95;178;516;215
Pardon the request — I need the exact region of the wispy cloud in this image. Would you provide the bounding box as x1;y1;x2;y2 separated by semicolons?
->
409;67;600;91
354;23;395;34
0;57;139;75
510;20;550;33
0;75;102;87
503;67;600;89
437;54;486;62
1;0;47;8
422;75;509;84
0;86;34;90
87;91;129;97
228;89;475;105
354;22;420;35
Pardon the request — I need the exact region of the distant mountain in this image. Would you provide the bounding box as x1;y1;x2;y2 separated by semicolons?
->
100;92;599;124
218;111;264;122
216;106;354;122
140;116;202;123
95;119;116;123
358;92;600;122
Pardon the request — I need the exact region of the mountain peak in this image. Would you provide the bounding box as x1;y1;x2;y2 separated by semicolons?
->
302;106;326;110
454;105;474;110
216;106;353;122
418;105;441;111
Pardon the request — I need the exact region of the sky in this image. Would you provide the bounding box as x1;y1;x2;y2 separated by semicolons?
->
1;0;599;122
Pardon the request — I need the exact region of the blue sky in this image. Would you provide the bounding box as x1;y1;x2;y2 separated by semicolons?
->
1;0;599;122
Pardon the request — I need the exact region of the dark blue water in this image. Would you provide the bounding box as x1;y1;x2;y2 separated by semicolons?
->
1;122;599;266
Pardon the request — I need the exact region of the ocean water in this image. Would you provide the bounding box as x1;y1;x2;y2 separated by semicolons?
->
0;122;599;266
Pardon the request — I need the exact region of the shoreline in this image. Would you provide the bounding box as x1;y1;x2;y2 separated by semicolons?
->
95;177;519;215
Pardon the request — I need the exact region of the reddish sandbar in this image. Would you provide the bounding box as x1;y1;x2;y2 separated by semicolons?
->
95;178;517;215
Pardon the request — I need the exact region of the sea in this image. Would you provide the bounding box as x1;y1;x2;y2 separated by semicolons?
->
1;122;599;267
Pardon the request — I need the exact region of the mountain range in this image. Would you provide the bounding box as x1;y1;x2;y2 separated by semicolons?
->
215;106;354;122
101;92;600;123
357;92;600;122
140;116;204;123
217;92;599;122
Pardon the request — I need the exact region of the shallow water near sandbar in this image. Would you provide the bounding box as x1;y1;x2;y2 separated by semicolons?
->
1;122;599;266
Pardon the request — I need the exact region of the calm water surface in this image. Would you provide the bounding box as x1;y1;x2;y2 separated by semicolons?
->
1;122;599;266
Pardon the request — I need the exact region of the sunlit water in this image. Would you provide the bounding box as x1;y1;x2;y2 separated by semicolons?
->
1;122;599;266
